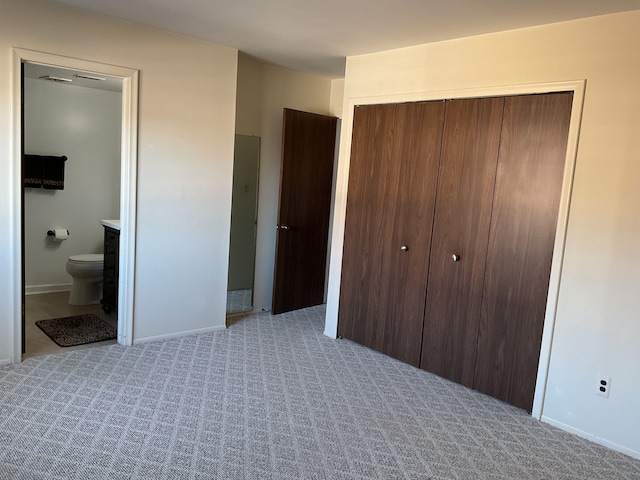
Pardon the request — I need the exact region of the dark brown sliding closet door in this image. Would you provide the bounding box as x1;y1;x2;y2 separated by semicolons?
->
473;92;573;411
420;97;505;387
338;101;444;366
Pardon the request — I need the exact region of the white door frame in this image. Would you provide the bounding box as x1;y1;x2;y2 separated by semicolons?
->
11;48;139;362
325;79;586;420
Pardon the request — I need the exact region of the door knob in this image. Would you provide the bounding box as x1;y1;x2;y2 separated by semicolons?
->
277;224;290;230
400;245;409;251
451;254;461;262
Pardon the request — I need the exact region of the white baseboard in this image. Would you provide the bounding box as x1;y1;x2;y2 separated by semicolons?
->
133;324;227;345
25;284;71;295
0;357;12;366
541;416;640;460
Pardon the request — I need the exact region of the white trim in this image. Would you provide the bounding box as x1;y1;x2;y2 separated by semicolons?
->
541;416;640;460
25;284;71;295
133;325;227;345
324;80;586;420
324;119;342;304
11;50;22;364
118;70;139;347
531;82;586;419
11;48;139;362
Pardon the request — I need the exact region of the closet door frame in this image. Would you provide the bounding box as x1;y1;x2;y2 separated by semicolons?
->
325;80;586;420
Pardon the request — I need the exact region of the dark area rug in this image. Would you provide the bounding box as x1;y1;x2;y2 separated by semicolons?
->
35;314;117;347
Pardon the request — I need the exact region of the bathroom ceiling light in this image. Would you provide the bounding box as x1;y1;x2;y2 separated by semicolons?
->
39;75;72;83
74;74;106;81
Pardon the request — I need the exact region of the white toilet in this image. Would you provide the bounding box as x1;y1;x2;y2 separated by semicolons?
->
65;254;104;305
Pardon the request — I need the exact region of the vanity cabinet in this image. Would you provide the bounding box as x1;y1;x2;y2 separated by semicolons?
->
101;226;119;313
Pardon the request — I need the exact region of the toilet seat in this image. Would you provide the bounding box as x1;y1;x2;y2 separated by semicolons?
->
68;254;104;264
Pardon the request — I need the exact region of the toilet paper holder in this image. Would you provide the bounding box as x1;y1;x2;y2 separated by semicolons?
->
47;229;70;236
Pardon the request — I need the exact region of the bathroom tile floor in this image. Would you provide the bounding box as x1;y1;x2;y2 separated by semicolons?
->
23;292;118;360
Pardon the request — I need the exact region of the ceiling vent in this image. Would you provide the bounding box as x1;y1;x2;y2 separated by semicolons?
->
74;74;106;81
38;75;72;83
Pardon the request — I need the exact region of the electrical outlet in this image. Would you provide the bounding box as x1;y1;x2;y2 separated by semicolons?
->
596;375;611;398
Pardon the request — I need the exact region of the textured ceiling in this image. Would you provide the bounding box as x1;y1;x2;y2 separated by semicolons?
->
43;0;640;78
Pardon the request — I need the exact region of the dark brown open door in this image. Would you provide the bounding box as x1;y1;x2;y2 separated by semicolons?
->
272;109;337;314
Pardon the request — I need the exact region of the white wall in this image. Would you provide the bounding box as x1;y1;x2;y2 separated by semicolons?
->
24;78;121;293
235;55;333;311
0;0;238;362
330;79;345;118
326;11;640;457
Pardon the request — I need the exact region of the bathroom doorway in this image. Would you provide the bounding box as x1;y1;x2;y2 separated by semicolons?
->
12;49;139;363
22;62;122;358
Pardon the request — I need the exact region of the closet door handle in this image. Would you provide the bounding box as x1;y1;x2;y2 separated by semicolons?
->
451;254;461;262
277;224;290;230
400;245;409;251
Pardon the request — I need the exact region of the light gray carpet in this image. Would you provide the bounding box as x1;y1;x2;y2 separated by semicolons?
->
1;305;639;479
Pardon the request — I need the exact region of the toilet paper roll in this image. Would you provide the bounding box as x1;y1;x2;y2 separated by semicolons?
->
52;228;69;241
